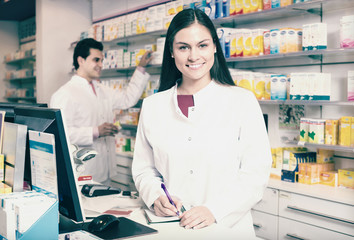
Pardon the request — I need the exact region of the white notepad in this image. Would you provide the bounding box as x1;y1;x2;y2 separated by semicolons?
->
144;209;180;224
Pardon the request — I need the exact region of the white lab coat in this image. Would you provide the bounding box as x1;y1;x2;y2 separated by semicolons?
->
132;80;272;238
50;69;149;183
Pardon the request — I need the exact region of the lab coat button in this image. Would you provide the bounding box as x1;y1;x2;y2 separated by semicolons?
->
188;137;192;141
189;170;193;174
191;108;194;111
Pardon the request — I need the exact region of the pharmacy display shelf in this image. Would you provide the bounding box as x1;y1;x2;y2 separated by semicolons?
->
102;29;166;48
268;178;354;206
214;0;354;27
226;48;354;69
286;140;354;153
4;56;36;65
116;152;134;158
100;64;162;78
5;97;36;102
4;76;36;82
258;100;354;106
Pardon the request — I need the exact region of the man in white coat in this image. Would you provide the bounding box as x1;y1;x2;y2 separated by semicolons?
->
50;38;151;184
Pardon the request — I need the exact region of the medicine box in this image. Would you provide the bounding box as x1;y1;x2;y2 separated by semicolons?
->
339;116;351;146
338;168;354;189
325;119;339;145
320;171;338;187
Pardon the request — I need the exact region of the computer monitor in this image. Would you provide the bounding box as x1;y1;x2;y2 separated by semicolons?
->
0;102;47;122
13;106;86;223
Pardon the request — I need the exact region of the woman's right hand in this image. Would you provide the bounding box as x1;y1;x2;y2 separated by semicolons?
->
153;195;183;217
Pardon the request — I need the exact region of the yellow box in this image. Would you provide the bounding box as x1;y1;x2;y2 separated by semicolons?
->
0;182;12;194
253;73;265;99
251;29;265;56
338;168;354;189
351;117;354;147
325;119;339;145
271;148;277;168
281;0;292;7
134;49;146;66
320;171;338;187
275;147;284;169
305;163;320;185
236;0;243;15
316;149;334;163
339;116;351;146
242;29;252;56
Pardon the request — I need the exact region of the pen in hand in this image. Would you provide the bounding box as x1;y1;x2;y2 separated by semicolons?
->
161;183;180;216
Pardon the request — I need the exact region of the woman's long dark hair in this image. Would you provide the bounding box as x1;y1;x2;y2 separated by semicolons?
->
158;8;234;92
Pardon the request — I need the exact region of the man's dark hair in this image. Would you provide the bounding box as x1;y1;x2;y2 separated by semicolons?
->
73;38;103;70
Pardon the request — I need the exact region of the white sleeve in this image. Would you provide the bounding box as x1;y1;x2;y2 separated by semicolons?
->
50;90;94;146
132;101;163;209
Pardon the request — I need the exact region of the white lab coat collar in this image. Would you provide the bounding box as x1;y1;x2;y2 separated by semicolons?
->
171;80;218;117
71;75;99;97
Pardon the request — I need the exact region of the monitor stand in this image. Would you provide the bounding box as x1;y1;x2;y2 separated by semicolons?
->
59;214;84;234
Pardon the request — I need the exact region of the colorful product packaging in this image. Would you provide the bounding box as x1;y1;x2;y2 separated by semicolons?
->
299;118;310;142
308;119;325;144
263;30;271;55
320;171;338;187
348;71;354;101
325;119;339;145
338;168;354;189
270;29;280;54
316;149;334;163
270;74;287;100
242;29;253;56
251;29;265;56
263;0;271;9
340;15;354;48
351;117;354;147
253;72;265;99
339;116;351;146
235;0;243;14
264;73;271;99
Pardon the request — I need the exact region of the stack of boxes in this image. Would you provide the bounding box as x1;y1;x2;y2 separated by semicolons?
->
271;147;354;189
299;116;354;147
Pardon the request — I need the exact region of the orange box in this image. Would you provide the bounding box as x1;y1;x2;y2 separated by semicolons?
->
338;168;354;189
320;171;338;187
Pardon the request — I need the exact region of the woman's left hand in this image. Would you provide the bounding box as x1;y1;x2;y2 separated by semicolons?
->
179;206;216;229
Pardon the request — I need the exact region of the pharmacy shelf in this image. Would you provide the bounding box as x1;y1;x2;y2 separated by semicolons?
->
214;0;354;27
102;29;166;47
116;152;134;158
4;76;36;82
226;48;354;68
4;56;36;65
121;124;138;131
268;178;354;206
100;64;162;78
286;140;354;153
5;97;36;102
259;100;354;106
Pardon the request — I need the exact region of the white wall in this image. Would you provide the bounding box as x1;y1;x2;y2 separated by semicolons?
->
36;0;92;104
0;21;19;101
92;0;161;22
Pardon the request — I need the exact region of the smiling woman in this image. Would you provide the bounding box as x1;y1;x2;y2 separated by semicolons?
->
132;8;272;238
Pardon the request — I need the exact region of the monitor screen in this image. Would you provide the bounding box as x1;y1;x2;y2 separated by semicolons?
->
14;106;86;223
0;102;47;123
